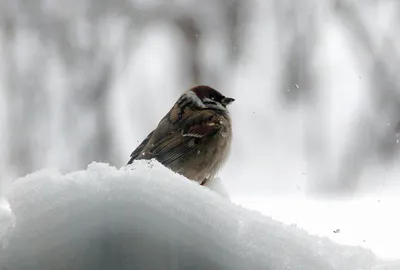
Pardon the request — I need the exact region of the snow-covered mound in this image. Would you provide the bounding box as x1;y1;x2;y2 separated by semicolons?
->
0;161;378;270
237;195;400;262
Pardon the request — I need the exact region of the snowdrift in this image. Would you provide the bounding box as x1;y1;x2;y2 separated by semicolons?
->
0;161;378;270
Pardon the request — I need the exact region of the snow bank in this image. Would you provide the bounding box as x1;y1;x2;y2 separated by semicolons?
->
0;161;378;270
237;195;400;262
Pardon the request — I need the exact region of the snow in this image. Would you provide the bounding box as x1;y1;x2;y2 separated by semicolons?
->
0;161;390;270
236;195;400;261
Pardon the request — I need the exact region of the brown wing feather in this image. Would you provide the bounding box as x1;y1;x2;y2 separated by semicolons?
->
146;110;223;166
127;130;154;165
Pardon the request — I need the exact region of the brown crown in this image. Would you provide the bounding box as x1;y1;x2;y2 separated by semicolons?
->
190;85;225;103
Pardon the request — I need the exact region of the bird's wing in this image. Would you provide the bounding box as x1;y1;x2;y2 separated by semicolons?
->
148;110;223;166
127;130;154;164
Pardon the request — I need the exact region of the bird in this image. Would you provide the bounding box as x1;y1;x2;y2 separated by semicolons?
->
127;85;234;186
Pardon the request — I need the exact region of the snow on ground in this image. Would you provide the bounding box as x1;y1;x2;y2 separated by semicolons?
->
0;161;388;270
235;194;400;262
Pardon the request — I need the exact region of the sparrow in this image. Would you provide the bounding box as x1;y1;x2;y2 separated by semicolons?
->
127;85;234;186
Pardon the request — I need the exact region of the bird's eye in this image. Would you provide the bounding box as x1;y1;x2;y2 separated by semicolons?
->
211;96;215;100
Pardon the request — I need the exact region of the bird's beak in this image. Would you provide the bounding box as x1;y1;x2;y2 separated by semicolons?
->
222;97;235;106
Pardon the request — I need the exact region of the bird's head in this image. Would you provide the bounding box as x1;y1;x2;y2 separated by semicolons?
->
188;85;234;112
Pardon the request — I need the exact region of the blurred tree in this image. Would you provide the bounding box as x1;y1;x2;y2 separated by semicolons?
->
275;0;317;105
333;0;400;192
0;0;243;178
1;0;399;194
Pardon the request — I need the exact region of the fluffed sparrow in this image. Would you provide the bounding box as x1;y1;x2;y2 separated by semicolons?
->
127;85;234;185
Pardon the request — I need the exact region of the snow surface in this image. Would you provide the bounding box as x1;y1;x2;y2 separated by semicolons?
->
0;161;390;270
236;195;400;262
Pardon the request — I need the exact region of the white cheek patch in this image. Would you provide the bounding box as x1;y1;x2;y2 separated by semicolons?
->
185;91;206;108
202;98;227;111
203;98;217;104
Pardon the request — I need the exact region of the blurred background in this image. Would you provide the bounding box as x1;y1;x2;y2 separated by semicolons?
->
1;0;400;198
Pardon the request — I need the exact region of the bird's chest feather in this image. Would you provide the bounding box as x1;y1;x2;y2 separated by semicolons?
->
196;116;232;169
